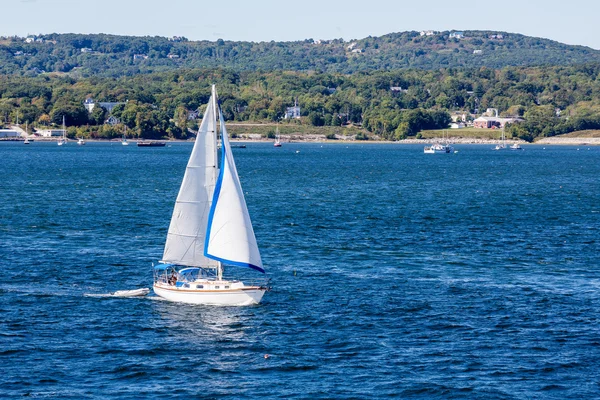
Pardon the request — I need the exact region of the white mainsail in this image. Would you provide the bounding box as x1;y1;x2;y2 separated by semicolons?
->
204;109;264;273
161;92;219;268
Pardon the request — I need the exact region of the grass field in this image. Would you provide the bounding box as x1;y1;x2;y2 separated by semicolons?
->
226;123;368;138
554;130;600;138
418;128;509;140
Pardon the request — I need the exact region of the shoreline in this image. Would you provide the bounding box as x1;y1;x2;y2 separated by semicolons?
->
5;137;600;146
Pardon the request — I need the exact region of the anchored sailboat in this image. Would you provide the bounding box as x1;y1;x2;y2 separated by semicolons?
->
57;116;67;146
274;126;282;147
121;127;129;146
153;86;268;305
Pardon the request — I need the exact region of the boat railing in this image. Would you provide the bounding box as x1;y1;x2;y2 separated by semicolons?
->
153;267;270;288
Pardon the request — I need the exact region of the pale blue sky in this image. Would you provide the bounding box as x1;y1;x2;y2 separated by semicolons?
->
2;0;599;49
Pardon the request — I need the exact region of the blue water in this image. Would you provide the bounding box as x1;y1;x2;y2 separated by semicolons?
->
1;142;599;399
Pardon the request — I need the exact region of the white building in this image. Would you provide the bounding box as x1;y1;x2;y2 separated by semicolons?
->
473;116;523;129
84;98;126;113
36;129;65;137
0;129;20;138
105;116;120;125
285;101;301;119
449;31;464;39
420;30;437;36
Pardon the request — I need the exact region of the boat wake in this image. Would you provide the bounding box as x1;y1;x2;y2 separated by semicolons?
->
84;288;150;298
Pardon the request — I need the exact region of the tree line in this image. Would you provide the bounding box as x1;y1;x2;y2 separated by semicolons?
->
2;64;600;141
1;31;599;78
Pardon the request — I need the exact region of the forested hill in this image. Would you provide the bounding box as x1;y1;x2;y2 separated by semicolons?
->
1;30;599;77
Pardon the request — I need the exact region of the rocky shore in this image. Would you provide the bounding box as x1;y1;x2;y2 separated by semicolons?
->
534;137;600;145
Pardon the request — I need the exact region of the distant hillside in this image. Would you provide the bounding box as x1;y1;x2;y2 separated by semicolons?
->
1;30;599;77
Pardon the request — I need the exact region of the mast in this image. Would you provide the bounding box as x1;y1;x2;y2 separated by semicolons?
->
212;85;224;281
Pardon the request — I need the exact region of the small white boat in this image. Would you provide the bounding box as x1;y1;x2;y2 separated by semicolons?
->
77;138;86;145
424;143;453;154
122;128;129;146
112;288;150;297
424;131;454;154
510;143;523;150
23;138;30;144
153;86;268;306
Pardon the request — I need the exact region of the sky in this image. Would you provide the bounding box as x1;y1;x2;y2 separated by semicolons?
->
2;0;599;49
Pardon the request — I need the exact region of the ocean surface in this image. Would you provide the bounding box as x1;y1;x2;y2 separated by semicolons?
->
1;141;599;399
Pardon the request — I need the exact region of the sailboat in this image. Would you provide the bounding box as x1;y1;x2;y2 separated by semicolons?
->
121;127;129;146
274;126;282;147
510;142;523;150
57;116;66;146
153;85;268;306
424;130;453;154
493;126;507;150
23;121;30;144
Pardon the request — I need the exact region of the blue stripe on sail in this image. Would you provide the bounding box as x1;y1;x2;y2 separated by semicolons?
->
204;121;226;260
203;253;265;274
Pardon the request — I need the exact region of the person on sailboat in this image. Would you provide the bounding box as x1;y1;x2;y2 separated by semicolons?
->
168;270;178;286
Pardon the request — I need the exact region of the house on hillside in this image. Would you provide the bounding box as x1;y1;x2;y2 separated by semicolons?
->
285;100;301;119
105;116;120;125
187;110;199;120
420;30;437;36
390;86;408;93
84;98;126;114
449;31;464;39
473;116;522;129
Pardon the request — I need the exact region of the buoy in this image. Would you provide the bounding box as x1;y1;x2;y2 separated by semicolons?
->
264;354;270;359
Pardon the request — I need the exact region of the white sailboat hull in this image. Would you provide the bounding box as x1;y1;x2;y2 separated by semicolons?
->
153;283;266;306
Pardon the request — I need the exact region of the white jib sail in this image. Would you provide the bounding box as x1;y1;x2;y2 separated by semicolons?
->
161;93;219;268
204;110;264;273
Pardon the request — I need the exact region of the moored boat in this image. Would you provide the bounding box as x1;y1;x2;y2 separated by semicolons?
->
137;141;166;147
